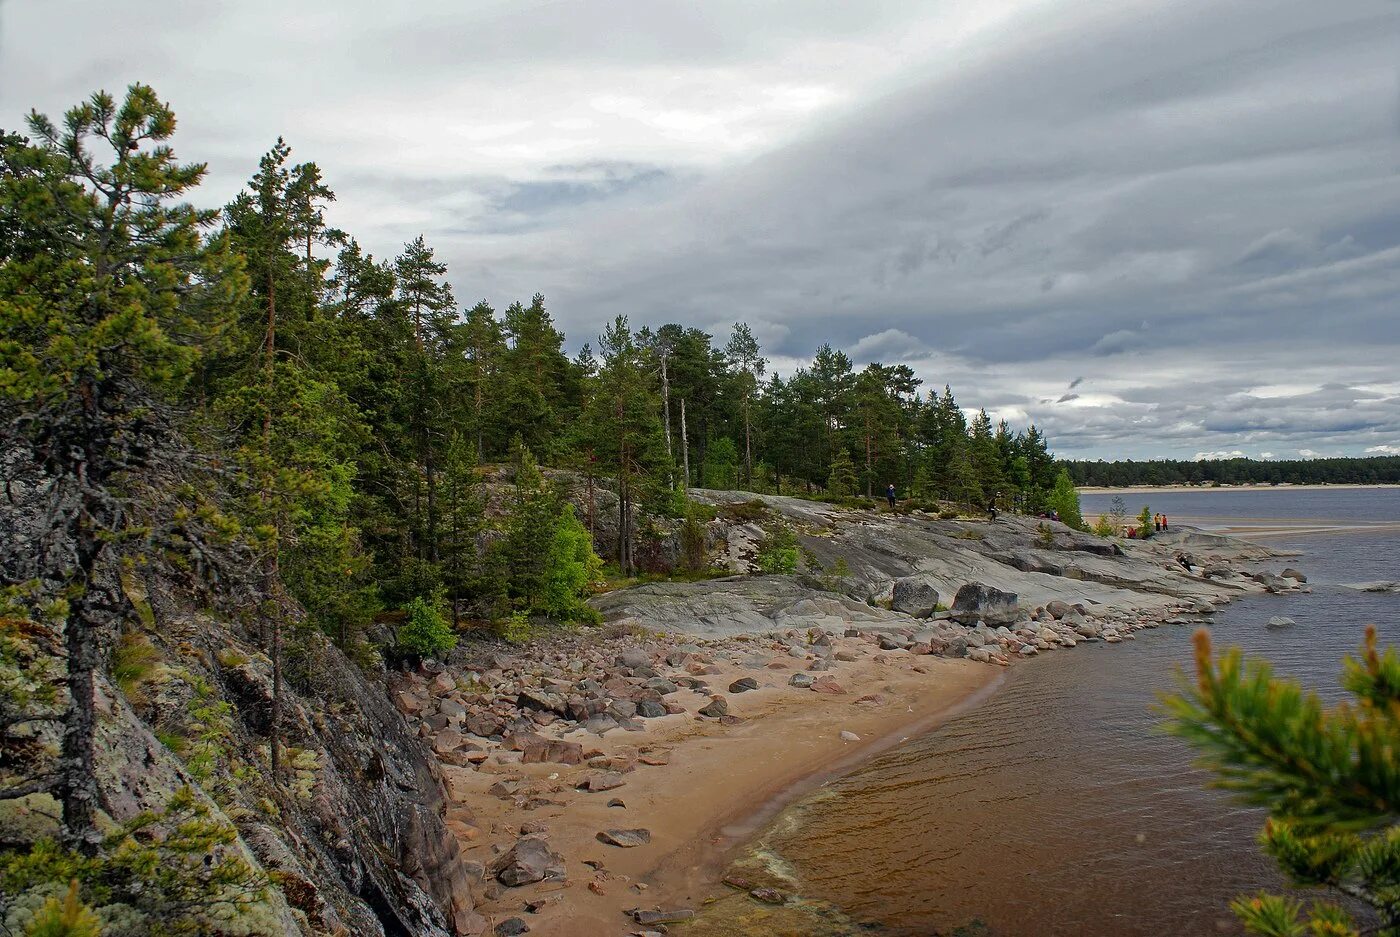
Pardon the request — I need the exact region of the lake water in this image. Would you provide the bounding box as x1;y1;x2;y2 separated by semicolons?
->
695;487;1400;936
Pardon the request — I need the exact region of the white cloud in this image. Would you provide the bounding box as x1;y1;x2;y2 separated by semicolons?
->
1365;445;1400;456
1194;450;1247;461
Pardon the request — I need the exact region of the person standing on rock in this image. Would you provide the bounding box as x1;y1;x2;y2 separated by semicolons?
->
886;483;897;510
1162;513;1169;531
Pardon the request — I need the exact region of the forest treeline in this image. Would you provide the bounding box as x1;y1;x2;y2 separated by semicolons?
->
3;85;1067;655
1065;455;1400;488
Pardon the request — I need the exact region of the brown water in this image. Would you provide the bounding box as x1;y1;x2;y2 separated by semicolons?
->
692;516;1400;936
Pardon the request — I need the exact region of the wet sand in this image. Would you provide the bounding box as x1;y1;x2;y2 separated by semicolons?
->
455;649;997;935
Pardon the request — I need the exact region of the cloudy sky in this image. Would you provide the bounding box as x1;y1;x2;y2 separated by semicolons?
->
3;0;1399;460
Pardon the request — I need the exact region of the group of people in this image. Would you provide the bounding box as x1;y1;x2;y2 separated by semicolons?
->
1126;513;1169;539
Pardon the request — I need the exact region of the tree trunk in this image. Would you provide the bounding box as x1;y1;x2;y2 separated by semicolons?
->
865;417;873;498
474;372;484;462
661;352;673;488
743;398;753;490
680;398;690;490
59;536;102;855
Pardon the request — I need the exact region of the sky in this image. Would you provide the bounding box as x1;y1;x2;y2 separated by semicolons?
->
2;0;1399;461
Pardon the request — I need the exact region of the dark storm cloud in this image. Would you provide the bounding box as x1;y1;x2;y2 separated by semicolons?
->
2;0;1397;459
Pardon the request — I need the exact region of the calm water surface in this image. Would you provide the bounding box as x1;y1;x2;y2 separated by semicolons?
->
704;488;1400;936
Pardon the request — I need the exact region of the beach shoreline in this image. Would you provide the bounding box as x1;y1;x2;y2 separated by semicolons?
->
441;639;999;936
401;507;1299;936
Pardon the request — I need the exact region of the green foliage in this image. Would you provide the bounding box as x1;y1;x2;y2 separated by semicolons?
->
1045;468;1085;530
701;436;740;490
1138;505;1153;537
1066;455;1400;487
1035;522;1055;548
0;787;267;936
1162;627;1400;936
23;881;101;937
1092;514;1116;537
111;634;160;707
680;503;709;573
395;593;456;660
756;523;799;574
496;611;533;645
718;499;769;523
826;449;858;497
539;505;603;623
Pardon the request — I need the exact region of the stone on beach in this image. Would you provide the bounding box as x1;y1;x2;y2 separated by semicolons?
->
597;828;652;847
891;575;940;618
951;582;1020;625
699;696;729;717
490;837;565;887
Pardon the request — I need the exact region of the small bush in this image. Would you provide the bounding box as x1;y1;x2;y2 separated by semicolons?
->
395;593;457;660
756;523;799;574
496;611;533;645
24;880;102;937
939;508;962;520
680;504;708;572
719;499;769;523
1092;514;1115;537
1036;522;1056;549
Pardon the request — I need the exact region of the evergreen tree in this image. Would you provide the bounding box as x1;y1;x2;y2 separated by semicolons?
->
0;85;245;847
724;322;765;487
1164;627;1400;937
582;316;668;575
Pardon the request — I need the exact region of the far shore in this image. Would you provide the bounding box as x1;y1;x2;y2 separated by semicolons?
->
1078;483;1400;495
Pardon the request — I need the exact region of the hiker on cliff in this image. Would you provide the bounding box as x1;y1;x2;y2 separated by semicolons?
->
1161;513;1169;530
1154;513;1163;532
886;483;897;509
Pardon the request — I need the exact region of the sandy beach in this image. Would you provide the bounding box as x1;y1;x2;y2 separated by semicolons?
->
447;641;997;935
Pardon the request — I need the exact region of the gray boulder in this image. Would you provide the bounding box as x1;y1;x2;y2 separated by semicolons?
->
491;837;565;887
891;576;940;618
1281;568;1308;583
951;582;1020;625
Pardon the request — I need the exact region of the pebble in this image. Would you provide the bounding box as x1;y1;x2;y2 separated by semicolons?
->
839;730;860;741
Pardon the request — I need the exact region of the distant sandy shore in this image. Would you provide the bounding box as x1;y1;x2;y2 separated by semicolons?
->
1078;484;1400;495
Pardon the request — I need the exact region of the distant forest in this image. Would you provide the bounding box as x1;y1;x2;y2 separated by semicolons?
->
1065;456;1400;488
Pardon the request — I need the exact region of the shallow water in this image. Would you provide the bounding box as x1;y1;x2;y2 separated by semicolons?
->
700;490;1400;936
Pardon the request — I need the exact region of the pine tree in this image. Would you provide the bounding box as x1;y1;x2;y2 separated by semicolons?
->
0;85;244;848
1164;627;1400;937
582;316;668;575
724;323;765;488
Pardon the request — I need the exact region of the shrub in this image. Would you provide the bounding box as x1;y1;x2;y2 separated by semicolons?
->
755;523;799;574
1036;522;1055;549
680;503;711;573
718;499;768;523
1137;505;1153;538
25;880;102;937
395;593;456;660
496;611;533;645
1045;468;1085;531
539;504;603;622
1092;514;1116;538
